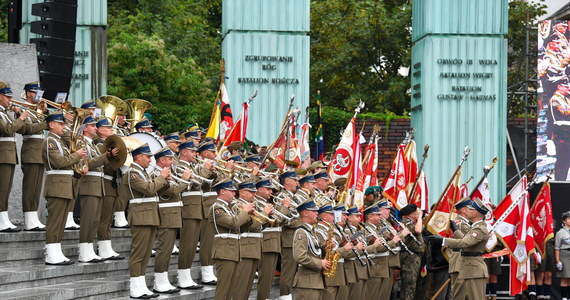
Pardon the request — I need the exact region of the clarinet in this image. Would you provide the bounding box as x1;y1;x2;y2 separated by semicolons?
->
347;223;376;266
390;214;422;246
333;223;367;267
359;222;396;256
381;218;414;256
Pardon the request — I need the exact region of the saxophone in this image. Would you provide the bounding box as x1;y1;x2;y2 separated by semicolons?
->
322;222;342;278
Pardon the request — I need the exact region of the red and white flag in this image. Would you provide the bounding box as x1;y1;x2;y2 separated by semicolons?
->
383;144;409;209
219;83;234;141
329;117;356;184
426;171;461;237
510;259;531;296
405;140;419;193
459;181;469;198
351;133;366;208
217;102;249;159
362;135;379;189
299;122;311;169
530;182;554;256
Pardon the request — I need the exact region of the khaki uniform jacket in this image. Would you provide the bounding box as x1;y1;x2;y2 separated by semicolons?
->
157;166;189;229
179;159;208;219
365;222;397;278
20;114;47;164
233;198;266;260
209;198;252;262
42;132;81;199
448;215;471;274
345;224;365;282
95;137;119;198
78;136;108;197
314;222;352;287
444;220;489;280
278;189;304;248
293;223;325;289
119;162;168;226
0;106;27;164
256;196;284;253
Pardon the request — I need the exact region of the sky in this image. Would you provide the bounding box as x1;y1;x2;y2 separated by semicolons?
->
540;0;568;19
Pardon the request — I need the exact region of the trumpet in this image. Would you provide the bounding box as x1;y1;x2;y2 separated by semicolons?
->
255;198;292;223
172;164;214;186
196;157;234;174
272;195;299;219
150;165;192;185
215;158;253;173
235;201;276;225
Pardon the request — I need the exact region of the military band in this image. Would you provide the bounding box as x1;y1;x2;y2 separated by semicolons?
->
0;79;499;300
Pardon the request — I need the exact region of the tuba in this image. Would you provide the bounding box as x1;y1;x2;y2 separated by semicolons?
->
96;95;128;135
70;107;92;174
125;99;152;133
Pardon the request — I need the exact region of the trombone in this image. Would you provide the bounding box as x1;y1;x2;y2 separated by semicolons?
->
171;164;214;186
235;201;276;225
255;197;292;223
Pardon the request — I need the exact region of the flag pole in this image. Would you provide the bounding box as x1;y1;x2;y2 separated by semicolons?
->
529;172;553;211
425;146;472;225
468;157;499;199
339;101;365;206
260;95;295;167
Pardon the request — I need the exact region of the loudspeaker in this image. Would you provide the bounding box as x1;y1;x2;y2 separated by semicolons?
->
30;37;75;57
31;20;77;40
39;73;72;101
37;55;74;75
31;2;77;23
8;0;22;43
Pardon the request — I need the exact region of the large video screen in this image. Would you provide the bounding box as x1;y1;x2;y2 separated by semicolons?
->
537;20;570;182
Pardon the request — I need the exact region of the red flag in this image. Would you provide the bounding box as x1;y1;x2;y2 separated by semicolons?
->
530;183;554;256
459;182;469;198
404;140;419;193
414;171;429;212
219;83;234;141
383;144;409;209
426;171;461;237
351;133;365;208
510;258;530;296
493;176;534;264
329;117;356;183
268;113;301;169
363;135;379;190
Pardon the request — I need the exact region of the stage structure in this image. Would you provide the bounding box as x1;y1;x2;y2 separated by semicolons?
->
19;0;107;107
411;0;508;203
221;0;310;146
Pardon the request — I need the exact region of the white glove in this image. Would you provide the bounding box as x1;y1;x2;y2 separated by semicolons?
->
557;262;563;271
546;140;556;156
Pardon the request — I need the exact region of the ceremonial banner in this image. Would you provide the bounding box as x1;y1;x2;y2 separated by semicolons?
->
300;122;311;168
510;258;530;296
218;102;249;159
351;133;365;208
530;182;554;255
206;83;233;141
426;171;461;237
383;144;409;209
329;118;356;183
536;20;570;182
493;176;535;264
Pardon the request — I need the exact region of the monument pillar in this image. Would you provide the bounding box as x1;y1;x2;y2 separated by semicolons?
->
411;0;508;202
222;0;310;146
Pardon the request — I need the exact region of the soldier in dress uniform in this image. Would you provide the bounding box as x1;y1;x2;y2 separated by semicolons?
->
447;197;473;297
292;198;330;300
277;170;303;299
184;130;201;146
176;141;208;290
152;147;192;294
19;82;49;231
429;197;491;300
313;171;330;195
42;112;87;264
134;118;153;133
255;177;290;300
398;204;426;300
230;181;273;299
77;116;117;263
334;204;361;300
119;143;170;299
308;161;327;174
364;186;383;209
313;203;354;300
93;118;124;260
346;206;369;299
210;178;255;300
164;132;182;155
362;202;407;300
0;81;31;231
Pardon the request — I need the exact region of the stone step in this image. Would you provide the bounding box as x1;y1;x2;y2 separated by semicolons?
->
0;228;133;249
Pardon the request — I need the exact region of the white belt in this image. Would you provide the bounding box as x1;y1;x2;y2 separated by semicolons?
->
348;256;367;261
45;170;74;176
103;175;113;181
23;134;43;139
369;252;390;258
215;233;239;239
205;191;217;197
337;258;345;263
262;227;282;233
392;247;401;252
159;201;183;208
181;191;202;197
85;171;104;177
240;232;262;238
0;137;16;142
129;196;159;204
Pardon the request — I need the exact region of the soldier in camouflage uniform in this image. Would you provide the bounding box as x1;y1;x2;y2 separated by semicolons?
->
398;204;425;300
